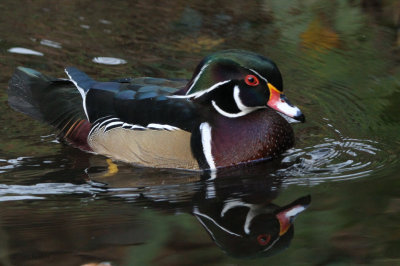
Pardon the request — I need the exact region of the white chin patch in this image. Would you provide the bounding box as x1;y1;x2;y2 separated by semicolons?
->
211;86;263;118
284;205;306;218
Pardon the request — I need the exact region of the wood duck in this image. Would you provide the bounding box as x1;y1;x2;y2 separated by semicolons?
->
8;50;304;170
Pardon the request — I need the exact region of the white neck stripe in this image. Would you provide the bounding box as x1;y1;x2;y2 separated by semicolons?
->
248;68;269;84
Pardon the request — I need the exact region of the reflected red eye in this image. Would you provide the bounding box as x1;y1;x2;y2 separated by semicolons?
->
245;75;259;86
257;234;271;246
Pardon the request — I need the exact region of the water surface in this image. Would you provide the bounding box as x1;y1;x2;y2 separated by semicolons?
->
0;0;399;265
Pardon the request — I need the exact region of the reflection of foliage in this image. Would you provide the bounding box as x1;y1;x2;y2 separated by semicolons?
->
380;88;400;124
267;0;400;143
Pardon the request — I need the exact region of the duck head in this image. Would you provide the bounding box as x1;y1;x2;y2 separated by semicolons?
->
180;50;305;122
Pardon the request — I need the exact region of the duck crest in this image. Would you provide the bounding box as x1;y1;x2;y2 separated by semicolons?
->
185;50;283;96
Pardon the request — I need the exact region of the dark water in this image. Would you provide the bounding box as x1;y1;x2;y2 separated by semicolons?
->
1;1;400;265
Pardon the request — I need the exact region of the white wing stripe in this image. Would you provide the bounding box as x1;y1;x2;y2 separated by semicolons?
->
147;123;179;131
89;117;182;134
64;69;89;119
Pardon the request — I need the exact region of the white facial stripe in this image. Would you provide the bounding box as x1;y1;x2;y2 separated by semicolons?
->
167;80;231;99
187;63;209;94
212;100;243;118
199;122;216;170
169;68;269;101
193;80;231;99
248;68;269;84
233;85;252;111
65;69;89;120
212;100;264;118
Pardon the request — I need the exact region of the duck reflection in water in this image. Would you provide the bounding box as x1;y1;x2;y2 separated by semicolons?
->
193;188;310;258
89;161;311;259
0;152;311;264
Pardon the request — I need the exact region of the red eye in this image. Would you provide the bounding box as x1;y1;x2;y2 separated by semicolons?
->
245;75;259;86
257;234;271;246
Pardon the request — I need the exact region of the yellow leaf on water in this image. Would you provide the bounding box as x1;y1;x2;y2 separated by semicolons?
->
300;17;340;52
175;36;225;53
81;263;111;266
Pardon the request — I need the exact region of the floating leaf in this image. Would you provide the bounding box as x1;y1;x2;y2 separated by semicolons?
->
174;36;224;53
300;17;340;52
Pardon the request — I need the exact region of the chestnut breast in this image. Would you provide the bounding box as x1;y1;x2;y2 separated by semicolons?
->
211;109;294;167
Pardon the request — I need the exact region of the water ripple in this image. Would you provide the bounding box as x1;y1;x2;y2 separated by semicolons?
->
7;47;43;56
40;39;62;49
0;157;31;173
92;57;127;65
277;136;383;185
0;183;105;202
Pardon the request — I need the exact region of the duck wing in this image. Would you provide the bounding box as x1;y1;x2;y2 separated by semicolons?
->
65;67;200;132
65;67;205;169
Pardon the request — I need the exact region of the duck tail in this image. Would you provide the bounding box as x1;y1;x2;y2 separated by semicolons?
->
8;67;51;121
8;67;92;151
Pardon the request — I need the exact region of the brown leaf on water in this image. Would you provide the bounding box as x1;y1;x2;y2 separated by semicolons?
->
174;36;225;53
300;17;341;52
81;262;112;266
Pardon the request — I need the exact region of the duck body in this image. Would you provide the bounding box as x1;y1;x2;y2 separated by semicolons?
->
8;50;304;170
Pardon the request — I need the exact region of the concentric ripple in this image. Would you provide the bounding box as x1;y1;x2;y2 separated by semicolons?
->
272;115;397;186
278;137;380;181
